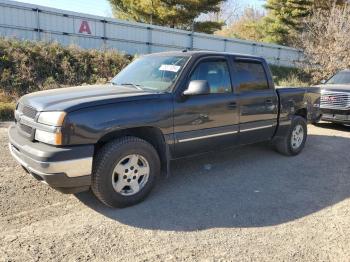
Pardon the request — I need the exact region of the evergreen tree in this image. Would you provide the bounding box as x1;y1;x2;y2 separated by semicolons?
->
108;0;226;34
263;0;349;45
263;0;313;45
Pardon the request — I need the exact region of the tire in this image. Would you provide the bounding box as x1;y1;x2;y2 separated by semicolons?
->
274;116;307;156
91;136;160;208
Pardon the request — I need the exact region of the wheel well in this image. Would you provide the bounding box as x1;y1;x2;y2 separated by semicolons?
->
95;127;169;176
295;108;307;119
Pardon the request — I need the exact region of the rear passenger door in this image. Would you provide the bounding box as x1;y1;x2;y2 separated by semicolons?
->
232;58;278;144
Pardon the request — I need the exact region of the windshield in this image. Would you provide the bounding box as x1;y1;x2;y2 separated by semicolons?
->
111;55;189;91
326;71;350;85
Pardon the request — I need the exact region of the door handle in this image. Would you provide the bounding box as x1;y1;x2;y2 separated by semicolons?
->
227;102;237;109
265;99;276;110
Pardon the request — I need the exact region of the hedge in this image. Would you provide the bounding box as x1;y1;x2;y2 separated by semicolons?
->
0;38;131;100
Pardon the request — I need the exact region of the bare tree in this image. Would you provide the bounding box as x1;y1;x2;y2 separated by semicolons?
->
215;7;265;41
200;0;242;26
301;4;350;82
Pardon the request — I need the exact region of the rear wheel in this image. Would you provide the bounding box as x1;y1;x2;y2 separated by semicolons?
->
91;136;160;208
275;116;307;156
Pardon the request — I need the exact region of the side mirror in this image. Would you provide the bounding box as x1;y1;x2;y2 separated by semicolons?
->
183;80;210;96
320;79;326;84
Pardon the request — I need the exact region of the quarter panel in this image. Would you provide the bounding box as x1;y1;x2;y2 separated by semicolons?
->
276;88;306;121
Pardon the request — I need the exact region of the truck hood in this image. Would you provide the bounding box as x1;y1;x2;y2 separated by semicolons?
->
19;84;158;112
317;84;350;92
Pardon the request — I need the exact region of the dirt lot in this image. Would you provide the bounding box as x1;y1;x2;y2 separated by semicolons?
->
0;122;349;261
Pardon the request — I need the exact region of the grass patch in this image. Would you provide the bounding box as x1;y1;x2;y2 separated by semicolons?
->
269;65;311;87
0;102;15;121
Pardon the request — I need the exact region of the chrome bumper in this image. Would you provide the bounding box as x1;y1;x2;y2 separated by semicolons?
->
321;113;350;122
9;143;92;177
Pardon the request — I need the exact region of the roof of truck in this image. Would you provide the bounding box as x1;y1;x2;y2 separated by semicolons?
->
145;50;265;60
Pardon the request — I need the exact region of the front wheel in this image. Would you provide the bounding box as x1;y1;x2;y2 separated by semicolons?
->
91;136;160;208
274;116;307;156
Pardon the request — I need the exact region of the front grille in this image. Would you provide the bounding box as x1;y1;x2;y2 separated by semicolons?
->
21;105;37;119
321;91;350;110
15;104;37;139
19;123;33;135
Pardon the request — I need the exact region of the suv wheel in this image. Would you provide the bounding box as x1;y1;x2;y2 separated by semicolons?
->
91;136;160;208
275;116;307;156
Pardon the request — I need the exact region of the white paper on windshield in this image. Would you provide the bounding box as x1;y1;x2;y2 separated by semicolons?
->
159;64;181;73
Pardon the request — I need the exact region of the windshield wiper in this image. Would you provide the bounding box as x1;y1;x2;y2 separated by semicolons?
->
118;83;144;90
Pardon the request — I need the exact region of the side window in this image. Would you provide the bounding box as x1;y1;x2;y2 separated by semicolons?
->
234;61;269;92
190;60;232;94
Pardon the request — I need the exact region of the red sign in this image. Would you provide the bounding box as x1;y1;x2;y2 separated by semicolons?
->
79;21;91;34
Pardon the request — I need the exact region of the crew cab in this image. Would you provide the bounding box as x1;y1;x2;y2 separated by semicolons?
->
319;70;350;124
8;51;320;207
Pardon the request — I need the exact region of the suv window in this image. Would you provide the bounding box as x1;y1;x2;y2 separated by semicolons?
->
234;61;269;92
190;60;232;94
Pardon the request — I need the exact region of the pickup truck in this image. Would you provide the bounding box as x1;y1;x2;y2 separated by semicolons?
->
8;51;321;208
319;69;350;124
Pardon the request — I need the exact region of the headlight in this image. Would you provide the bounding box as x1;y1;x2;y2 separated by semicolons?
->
37;111;66;126
35;111;66;145
35;129;62;145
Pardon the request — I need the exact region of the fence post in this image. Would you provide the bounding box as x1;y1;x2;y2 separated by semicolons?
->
147;26;152;54
35;8;41;41
189;21;195;50
188;32;194;50
252;43;256;55
277;47;281;66
298;50;303;64
102;20;107;49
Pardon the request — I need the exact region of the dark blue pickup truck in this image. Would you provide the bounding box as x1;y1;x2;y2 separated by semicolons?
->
8;51;320;207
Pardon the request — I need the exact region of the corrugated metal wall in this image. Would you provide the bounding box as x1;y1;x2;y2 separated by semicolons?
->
0;0;304;67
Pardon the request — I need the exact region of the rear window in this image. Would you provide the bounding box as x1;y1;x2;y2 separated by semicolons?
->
234;61;269;92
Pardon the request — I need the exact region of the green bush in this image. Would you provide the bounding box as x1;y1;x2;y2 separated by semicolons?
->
0;102;15;121
0;38;131;100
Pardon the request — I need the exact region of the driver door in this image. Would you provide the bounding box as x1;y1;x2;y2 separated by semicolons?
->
173;56;239;158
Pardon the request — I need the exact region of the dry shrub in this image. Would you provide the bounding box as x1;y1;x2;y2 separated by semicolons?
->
302;5;350;82
269;65;311;87
0;38;131;101
0;102;15;121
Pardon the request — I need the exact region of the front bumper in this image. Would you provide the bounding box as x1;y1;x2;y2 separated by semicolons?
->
320;109;350;124
8;125;94;193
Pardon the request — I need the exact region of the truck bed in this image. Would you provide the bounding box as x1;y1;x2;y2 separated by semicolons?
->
276;86;321;123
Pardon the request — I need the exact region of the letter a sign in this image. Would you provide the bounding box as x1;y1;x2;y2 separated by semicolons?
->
78;20;91;34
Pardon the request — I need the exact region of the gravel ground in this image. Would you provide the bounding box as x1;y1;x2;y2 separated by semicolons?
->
0;122;349;261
